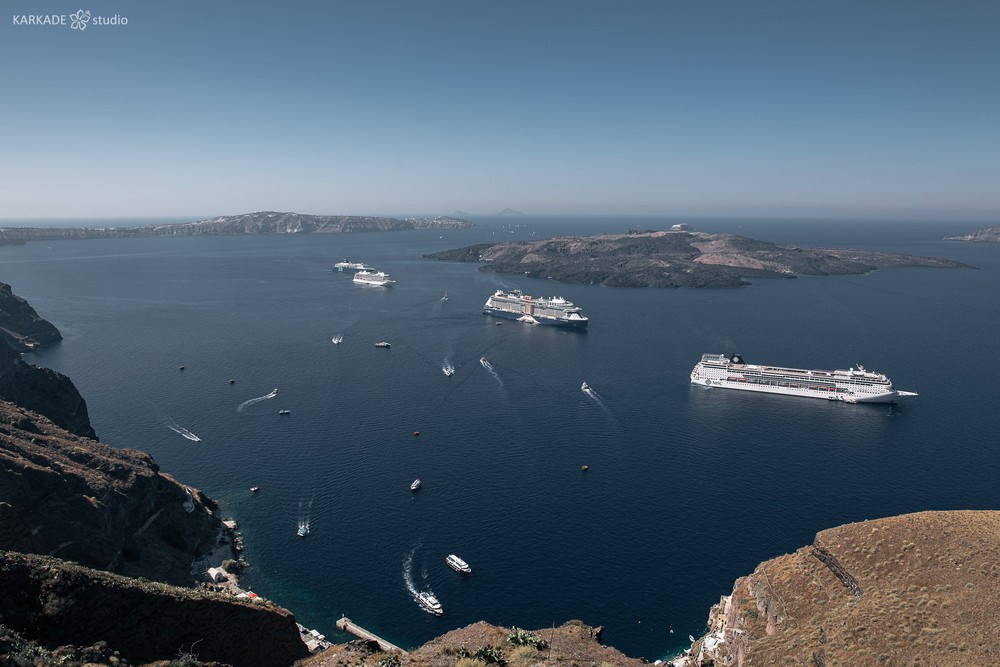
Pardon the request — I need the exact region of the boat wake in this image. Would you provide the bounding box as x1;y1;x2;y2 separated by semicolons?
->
237;388;278;412
297;496;314;536
165;418;201;442
480;356;503;386
331;334;344;345
403;544;440;615
402;544;421;598
581;381;610;410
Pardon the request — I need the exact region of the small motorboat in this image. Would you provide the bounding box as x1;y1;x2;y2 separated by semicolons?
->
297;523;309;537
250;486;260;493
375;341;391;348
417;591;443;615
445;554;471;574
278;409;291;415
410;479;421;491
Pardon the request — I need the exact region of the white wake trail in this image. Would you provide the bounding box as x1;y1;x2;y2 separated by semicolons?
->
480;356;503;386
166;418;201;442
237;388;278;412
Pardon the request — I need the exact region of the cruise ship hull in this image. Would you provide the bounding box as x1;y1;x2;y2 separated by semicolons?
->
483;307;589;329
690;353;916;404
690;376;904;403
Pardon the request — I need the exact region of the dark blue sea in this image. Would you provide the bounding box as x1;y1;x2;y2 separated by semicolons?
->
2;216;998;661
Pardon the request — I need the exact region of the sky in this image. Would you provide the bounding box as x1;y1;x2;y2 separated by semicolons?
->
2;0;998;220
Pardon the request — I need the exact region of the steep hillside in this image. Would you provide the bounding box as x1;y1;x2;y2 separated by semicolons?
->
0;550;309;667
676;511;1000;666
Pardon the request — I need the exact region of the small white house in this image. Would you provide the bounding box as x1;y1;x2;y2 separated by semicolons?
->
207;567;229;584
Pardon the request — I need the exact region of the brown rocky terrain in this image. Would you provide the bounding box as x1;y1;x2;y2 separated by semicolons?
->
945;224;1000;242
0;398;219;585
300;620;644;667
675;511;1000;666
0;550;310;667
427;231;972;287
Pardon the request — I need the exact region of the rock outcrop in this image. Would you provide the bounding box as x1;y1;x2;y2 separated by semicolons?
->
0;281;61;351
0;550;310;667
945;224;1000;242
676;511;1000;666
301;620;643;667
427;230;973;288
0;399;218;585
0;338;95;439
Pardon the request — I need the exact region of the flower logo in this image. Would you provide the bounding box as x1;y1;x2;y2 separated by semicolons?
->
70;9;91;30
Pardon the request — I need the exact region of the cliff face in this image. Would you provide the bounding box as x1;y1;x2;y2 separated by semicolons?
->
677;511;1000;667
0;400;219;586
427;231;973;288
0;282;62;351
0;211;473;244
945;224;1000;242
0;550;310;667
0;337;96;439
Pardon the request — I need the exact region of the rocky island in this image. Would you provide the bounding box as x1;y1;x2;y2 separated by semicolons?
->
945;224;1000;242
427;230;972;287
0;212;472;245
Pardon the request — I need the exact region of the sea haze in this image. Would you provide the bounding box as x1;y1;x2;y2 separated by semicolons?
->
1;217;997;661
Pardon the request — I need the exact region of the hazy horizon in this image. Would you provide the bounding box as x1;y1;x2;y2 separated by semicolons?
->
3;1;998;220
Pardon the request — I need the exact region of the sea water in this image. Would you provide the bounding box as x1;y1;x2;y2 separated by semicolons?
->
1;216;997;660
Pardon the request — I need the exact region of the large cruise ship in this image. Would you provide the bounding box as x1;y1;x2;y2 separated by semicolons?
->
353;270;395;287
482;290;588;329
334;261;373;272
690;353;917;404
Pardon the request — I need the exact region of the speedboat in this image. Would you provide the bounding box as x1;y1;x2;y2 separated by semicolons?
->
442;364;455;377
417;591;443;615
581;382;590;392
445;554;471;574
375;341;391;348
278;409;291;415
410;479;421;491
297;523;309;537
250;486;260;493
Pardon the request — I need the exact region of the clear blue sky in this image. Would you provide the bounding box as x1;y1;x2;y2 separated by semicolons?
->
2;0;998;219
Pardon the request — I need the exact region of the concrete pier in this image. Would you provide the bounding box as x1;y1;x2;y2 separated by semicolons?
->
336;616;409;655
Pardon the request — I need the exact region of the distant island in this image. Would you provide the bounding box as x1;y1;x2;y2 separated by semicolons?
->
497;207;525;216
945;224;1000;243
426;230;973;288
0;211;472;246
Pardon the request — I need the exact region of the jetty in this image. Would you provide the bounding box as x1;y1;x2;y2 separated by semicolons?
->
336;616;408;655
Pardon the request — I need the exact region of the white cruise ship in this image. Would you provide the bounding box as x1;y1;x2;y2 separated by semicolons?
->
482;290;588;329
417;591;443;615
353;270;395;287
334;261;373;272
445;554;471;574
690;353;918;404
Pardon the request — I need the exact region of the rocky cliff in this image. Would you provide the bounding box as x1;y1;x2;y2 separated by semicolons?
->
945;224;1000;242
676;511;1000;666
0;550;310;667
0;337;95;440
0;281;62;351
0;399;219;585
0;211;472;244
427;230;973;287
